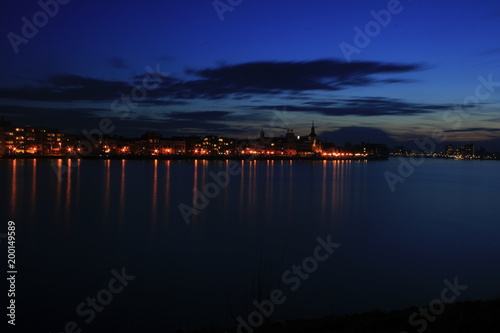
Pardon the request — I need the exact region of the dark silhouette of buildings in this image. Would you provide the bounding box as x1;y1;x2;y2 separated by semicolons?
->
0;118;394;159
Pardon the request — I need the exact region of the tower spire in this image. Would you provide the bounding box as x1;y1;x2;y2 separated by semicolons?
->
310;121;316;136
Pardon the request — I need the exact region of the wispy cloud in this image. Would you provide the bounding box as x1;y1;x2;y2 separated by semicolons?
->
0;75;132;101
253;97;450;117
166;111;233;121
445;127;500;133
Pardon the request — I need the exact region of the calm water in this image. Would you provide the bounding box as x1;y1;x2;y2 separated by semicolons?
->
1;158;500;332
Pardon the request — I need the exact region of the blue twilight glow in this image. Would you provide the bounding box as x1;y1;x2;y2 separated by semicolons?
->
1;0;500;148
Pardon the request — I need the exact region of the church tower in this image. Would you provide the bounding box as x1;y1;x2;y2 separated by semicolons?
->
308;121;317;146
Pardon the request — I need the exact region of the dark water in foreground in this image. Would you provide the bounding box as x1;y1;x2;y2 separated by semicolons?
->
1;158;499;332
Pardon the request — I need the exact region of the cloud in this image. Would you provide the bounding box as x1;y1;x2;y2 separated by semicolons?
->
0;104;107;118
0;74;133;101
178;59;424;98
131;73;174;87
0;104;242;137
444;128;500;133
0;59;424;103
107;57;128;69
166;111;233;121
0;59;433;137
304;101;339;106
319;126;398;145
253;97;450;117
0;105;111;132
141;99;187;106
117;114;243;137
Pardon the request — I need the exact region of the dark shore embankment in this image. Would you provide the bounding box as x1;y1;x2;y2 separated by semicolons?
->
188;299;500;333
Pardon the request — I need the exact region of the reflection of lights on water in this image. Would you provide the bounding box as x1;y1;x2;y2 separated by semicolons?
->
321;152;367;158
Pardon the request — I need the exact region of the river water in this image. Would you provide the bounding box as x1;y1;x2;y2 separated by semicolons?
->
1;158;499;332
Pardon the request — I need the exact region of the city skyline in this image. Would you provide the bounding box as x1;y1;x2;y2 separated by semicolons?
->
2;117;497;160
1;0;500;150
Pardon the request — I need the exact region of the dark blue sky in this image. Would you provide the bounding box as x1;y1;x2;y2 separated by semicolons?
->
1;0;500;148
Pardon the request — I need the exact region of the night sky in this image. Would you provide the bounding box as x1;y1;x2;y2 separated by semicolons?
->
1;0;500;149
